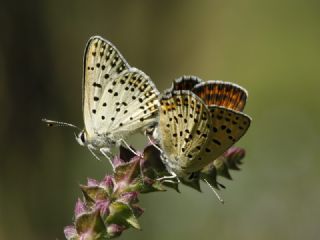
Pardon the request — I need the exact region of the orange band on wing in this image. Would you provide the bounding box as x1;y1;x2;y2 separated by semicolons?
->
192;81;248;112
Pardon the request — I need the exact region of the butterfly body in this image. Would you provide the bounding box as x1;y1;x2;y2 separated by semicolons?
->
76;129;115;148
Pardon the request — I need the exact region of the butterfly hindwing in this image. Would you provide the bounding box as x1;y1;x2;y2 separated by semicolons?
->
83;36;159;139
94;68;159;138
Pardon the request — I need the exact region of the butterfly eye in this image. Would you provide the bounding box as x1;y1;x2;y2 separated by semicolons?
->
76;131;86;146
80;132;86;143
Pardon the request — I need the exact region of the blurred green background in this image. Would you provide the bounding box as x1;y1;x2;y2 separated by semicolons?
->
1;0;320;239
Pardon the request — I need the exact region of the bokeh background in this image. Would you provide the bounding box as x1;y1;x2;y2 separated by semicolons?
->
1;0;320;239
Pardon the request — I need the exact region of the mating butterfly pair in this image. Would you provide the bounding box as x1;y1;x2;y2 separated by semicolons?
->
43;36;251;184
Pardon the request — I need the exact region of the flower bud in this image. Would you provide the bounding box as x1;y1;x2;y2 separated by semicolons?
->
117;192;138;205
223;147;245;170
75;198;86;218
87;178;99;187
95;199;110;216
64;226;78;240
107;224;126;238
101;175;114;195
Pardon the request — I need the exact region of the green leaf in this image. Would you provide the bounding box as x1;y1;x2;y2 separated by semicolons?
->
75;210;107;240
107;202;140;230
114;159;140;186
80;185;109;204
214;158;232;180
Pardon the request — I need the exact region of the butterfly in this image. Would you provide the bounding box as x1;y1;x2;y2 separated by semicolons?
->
156;76;251;187
43;36;159;165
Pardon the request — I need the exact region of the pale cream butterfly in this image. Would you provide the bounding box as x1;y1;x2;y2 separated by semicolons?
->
43;36;159;168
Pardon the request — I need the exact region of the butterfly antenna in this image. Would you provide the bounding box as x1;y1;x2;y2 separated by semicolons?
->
202;177;224;204
42;118;80;130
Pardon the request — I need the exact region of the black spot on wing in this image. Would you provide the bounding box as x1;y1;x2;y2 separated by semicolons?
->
212;139;221;145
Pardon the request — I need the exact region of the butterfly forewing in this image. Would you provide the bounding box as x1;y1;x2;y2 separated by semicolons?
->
159;91;213;173
83;36;130;134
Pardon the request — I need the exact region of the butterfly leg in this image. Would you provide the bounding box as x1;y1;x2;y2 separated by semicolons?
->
147;135;163;152
100;147;115;171
156;154;180;183
157;170;180;183
88;145;101;161
119;138;141;157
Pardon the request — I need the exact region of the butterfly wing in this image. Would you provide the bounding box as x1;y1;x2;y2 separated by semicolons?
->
83;36;159;139
184;81;251;170
192;81;248;111
83;36;130;134
162;75;202;96
172;75;203;91
187;106;251;171
94;68;159;138
158;90;212;174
